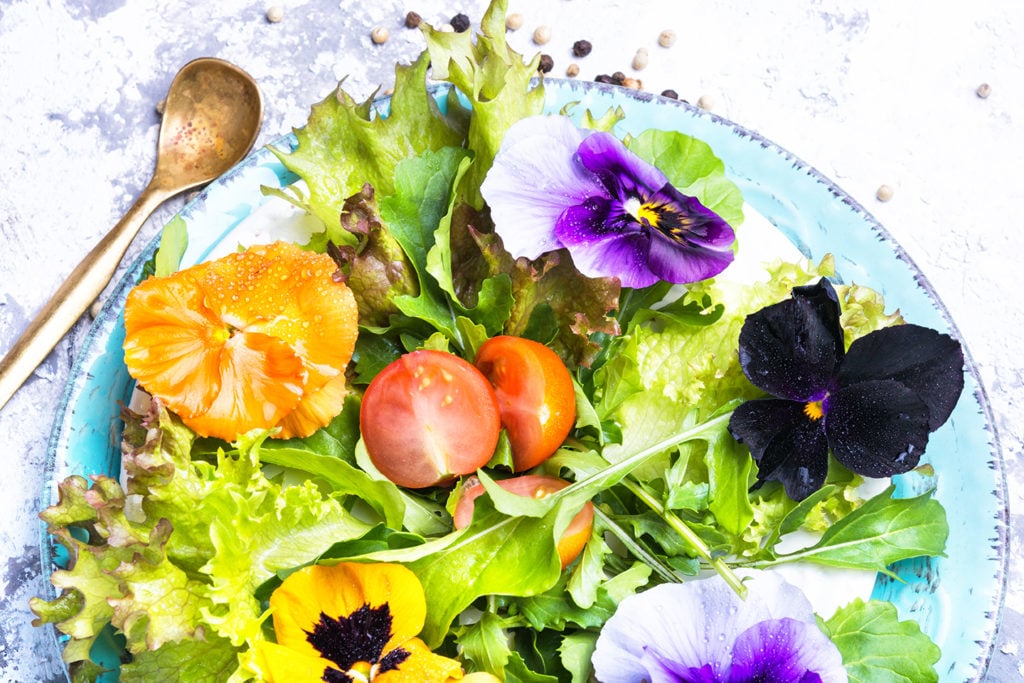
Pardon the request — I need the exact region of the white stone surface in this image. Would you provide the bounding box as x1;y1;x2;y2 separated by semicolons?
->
0;0;1020;680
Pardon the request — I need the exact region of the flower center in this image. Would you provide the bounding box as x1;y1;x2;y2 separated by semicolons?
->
803;400;825;421
306;603;410;682
623;196;664;228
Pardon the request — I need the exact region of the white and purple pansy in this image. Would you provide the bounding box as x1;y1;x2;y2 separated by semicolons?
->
591;572;847;683
481;115;736;288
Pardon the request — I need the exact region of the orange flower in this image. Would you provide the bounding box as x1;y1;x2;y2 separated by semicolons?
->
255;562;464;683
123;241;358;440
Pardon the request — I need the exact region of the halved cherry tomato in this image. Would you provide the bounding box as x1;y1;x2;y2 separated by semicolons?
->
452;474;594;569
360;350;501;489
474;336;576;471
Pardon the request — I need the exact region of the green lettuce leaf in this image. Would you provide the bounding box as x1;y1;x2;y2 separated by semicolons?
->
826;599;941;682
625;129;745;230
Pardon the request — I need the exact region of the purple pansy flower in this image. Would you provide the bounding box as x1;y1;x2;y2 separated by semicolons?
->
480;115;736;288
728;278;964;501
592;572;847;683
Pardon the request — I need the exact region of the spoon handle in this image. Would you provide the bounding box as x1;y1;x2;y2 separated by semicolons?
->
0;182;172;411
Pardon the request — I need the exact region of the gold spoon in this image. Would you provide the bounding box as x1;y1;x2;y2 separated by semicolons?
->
0;57;263;411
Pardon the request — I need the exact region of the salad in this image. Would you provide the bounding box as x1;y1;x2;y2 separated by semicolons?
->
31;2;966;681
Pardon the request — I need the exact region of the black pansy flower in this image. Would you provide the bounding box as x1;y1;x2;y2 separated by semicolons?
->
728;278;964;501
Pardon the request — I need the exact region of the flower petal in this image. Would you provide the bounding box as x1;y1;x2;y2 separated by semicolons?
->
645;225;735;284
375;637;464;683
255;640;340;683
592;572;819;683
727;617;847;683
123;268;226;417
179;331;305;437
576;131;670;195
826;379;932;477
837;323;964;431
270;563;427;662
729;398;830;501
738;279;843;402
556;198;660;288
480;115;604;260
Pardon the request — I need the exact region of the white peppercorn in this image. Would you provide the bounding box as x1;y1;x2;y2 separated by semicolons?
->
533;25;551;45
658;29;677;48
370;26;389;44
506;12;523;30
265;5;284;23
632;48;649;71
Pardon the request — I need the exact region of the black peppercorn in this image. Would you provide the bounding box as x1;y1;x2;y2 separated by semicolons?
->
660;89;679;99
451;13;471;32
404;11;422;28
611;71;626;85
572;40;592;57
538;54;554;73
594;74;615;84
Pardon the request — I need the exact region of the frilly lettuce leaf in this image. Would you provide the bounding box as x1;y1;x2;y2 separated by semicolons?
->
323;183;419;328
273;51;464;240
421;0;545;208
33;401;374;679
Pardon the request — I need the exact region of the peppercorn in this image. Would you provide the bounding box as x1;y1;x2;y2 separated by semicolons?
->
371;26;389;44
594;74;616;84
572;40;592;57
611;71;626;85
506;12;523;30
976;83;992;98
451;13;471;32
660;89;678;99
697;94;714;110
265;5;284;23
632;48;649;70
566;63;580;78
405;11;422;28
538;54;554;73
533;25;552;45
658;29;677;47
876;184;894;202
621;77;642;90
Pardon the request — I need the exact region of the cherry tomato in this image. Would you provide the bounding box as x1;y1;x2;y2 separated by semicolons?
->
453;474;594;569
360;350;501;488
474;336;576;472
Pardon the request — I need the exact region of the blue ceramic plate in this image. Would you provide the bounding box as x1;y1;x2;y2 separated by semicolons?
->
41;80;1008;681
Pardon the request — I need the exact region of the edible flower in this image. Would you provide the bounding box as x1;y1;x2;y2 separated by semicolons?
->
592;572;847;683
480;115;735;288
123;241;359;441
728;278;964;500
255;562;463;682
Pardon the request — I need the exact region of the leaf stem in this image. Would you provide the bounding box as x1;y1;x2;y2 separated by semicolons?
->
592;506;683;584
623;478;747;599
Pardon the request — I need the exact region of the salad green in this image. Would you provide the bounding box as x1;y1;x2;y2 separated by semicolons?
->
32;1;948;681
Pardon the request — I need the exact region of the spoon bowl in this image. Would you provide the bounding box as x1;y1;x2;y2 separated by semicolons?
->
155;58;263;189
0;57;263;411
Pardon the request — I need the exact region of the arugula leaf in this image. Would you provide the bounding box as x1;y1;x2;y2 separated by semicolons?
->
826;599;941;682
456;611;515;675
768;485;948;574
